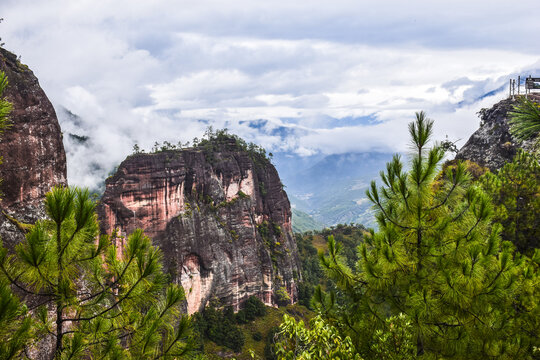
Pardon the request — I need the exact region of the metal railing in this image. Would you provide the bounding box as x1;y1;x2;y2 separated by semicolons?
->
509;75;540;99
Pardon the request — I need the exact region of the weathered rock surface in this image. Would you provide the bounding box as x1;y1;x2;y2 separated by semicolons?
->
98;139;301;313
455;96;537;171
0;48;67;249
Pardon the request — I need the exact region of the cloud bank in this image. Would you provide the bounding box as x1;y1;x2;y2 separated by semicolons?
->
2;0;540;188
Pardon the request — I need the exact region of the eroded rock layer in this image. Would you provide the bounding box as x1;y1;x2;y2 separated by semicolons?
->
98;139;301;313
0;48;67;249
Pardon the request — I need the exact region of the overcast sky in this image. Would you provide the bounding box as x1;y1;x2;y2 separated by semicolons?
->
2;0;540;188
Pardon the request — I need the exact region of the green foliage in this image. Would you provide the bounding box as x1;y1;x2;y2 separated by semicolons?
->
439;135;459;154
197;127;272;165
0;186;192;359
481;150;540;254
0;71;12;135
509;97;540;147
258;182;267;197
371;313;415;360
274;314;362;360
294;225;365;309
236;296;267;323
237;190;249;199
132;143;142;154
258;221;270;241
318;224;366;266
294;234;323;308
144;127;272;165
273;312;415;360
0;279;32;360
252;332;263;341
275;287;291;307
263;326;280;360
192;300;246;353
314;112;539;359
0;70;13;198
68;133;89;144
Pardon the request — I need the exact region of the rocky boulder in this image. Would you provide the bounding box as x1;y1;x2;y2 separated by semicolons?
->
455;96;537;171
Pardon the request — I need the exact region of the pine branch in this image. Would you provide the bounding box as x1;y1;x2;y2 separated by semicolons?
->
64;276;144;323
78;250;136;304
0;263;55;297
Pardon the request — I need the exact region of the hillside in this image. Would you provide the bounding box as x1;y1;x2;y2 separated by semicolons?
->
274;152;392;229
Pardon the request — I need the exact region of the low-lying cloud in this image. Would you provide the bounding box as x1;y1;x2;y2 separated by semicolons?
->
2;0;540;189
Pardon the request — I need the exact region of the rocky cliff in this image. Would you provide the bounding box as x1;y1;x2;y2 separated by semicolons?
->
98;138;301;313
455;96;537;171
0;48;67;249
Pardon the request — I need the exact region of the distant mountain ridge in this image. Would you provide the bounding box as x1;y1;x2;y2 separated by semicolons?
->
274;151;393;229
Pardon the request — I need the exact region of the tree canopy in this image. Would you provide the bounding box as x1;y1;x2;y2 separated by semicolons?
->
0;186;193;359
286;112;540;359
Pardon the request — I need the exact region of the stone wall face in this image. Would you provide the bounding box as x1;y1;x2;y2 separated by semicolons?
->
0;47;67;360
98;144;301;313
0;48;67;249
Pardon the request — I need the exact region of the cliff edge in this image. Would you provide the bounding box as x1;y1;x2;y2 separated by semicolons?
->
98;137;301;313
0;48;67;249
455;96;537;171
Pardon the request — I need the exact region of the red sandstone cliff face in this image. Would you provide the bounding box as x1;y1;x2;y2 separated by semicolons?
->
0;48;67;248
98;139;301;313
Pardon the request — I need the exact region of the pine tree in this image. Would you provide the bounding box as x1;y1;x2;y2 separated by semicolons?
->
509;97;540;153
481;150;540;254
0;186;192;359
317;112;539;359
0;279;32;360
509;97;540;141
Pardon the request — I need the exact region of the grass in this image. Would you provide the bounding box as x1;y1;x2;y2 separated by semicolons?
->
310;234;329;253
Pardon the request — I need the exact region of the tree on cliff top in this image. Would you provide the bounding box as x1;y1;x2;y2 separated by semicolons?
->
313;112;539;358
0;186;193;359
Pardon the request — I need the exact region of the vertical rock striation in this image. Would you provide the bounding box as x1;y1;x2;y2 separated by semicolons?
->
0;48;67;249
98;138;301;313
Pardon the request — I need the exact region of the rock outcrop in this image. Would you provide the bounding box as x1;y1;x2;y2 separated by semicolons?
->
98;138;301;314
0;48;67;249
455;96;537;171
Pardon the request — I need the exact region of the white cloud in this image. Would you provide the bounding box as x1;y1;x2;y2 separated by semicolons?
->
2;0;540;188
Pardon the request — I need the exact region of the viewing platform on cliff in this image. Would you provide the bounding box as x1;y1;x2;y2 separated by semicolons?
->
508;75;540;99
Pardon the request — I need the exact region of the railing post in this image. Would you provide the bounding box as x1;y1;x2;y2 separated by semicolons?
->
508;79;512;98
